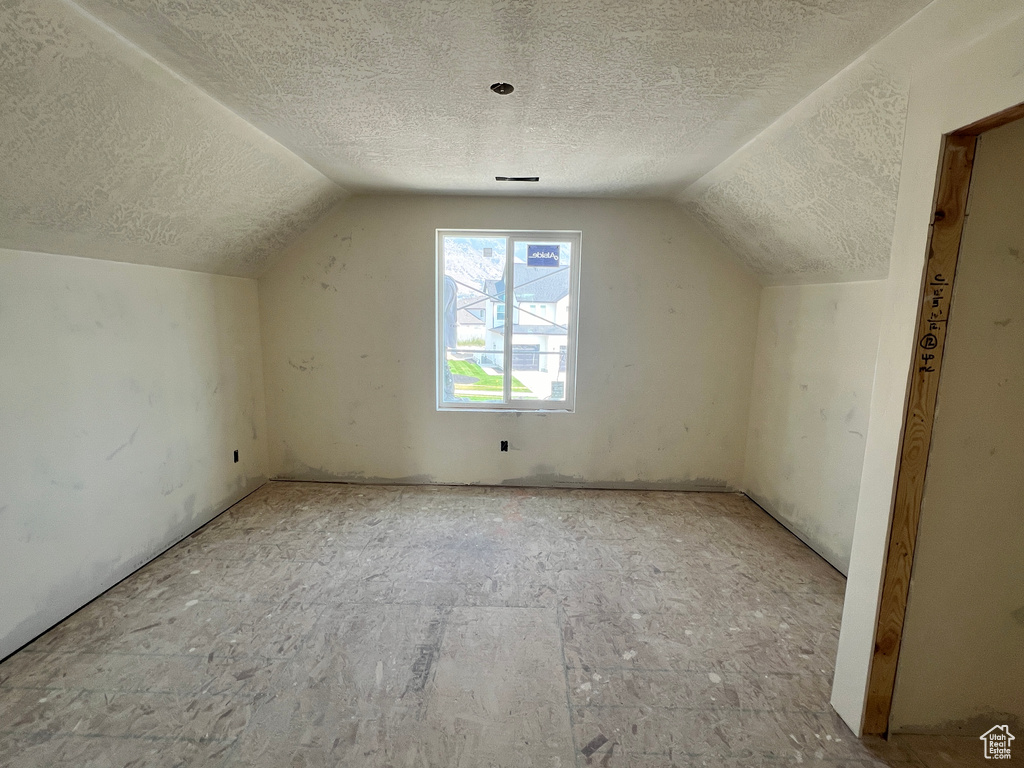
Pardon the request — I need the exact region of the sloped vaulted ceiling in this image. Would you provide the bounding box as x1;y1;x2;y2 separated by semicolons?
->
74;0;931;198
0;0;346;277
1;0;938;278
680;56;910;284
678;0;1024;284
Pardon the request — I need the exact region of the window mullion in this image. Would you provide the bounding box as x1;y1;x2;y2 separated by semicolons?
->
503;236;513;404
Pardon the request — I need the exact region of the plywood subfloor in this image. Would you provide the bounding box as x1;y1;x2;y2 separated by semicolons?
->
0;483;986;766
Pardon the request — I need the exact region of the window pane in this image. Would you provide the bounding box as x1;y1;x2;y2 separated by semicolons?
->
448;351;507;403
511;240;572;402
441;236;506;404
438;229;578;411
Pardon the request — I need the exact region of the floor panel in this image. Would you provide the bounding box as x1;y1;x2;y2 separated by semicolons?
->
0;483;983;766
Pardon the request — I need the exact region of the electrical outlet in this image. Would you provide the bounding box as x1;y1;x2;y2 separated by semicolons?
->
233;450;239;463
500;440;508;452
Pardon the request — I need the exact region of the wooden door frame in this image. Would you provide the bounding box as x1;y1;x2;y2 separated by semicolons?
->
863;100;1024;736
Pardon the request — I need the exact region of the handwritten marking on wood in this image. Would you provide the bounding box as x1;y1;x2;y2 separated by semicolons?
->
863;134;977;735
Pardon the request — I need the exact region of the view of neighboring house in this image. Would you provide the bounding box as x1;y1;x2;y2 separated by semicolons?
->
480;266;570;398
456;306;485;344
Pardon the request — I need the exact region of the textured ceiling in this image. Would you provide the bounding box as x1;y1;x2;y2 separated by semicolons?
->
1;0;945;280
678;0;1024;284
681;57;909;283
0;0;345;277
74;0;931;198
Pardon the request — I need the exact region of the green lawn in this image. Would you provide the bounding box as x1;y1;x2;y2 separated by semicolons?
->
448;359;530;393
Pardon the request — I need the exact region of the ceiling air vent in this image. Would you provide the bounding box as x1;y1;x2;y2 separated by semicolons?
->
495;176;539;182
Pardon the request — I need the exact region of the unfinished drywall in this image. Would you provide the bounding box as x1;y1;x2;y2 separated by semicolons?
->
0;248;268;660
832;6;1024;735
679;0;1024;284
744;281;884;574
887;118;1024;734
0;0;345;277
259;196;759;489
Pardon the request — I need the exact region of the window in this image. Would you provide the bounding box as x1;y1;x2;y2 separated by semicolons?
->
437;229;581;411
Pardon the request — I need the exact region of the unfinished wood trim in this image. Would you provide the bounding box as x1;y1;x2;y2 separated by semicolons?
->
862;133;977;735
952;100;1024;136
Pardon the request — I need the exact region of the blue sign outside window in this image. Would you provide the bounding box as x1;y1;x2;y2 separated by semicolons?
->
527;245;560;267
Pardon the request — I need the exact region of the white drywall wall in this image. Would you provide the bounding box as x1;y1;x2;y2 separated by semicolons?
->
0;249;269;660
888;118;1024;734
832;8;1024;734
259;196;760;490
743;281;885;574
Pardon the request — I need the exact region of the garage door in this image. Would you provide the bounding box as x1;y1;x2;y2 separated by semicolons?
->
512;344;540;370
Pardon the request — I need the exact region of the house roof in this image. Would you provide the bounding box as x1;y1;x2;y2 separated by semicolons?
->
458;308;485;326
484;268;570;305
513;268;571;303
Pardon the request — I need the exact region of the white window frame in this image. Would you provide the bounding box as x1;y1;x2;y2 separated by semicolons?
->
436;229;582;412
